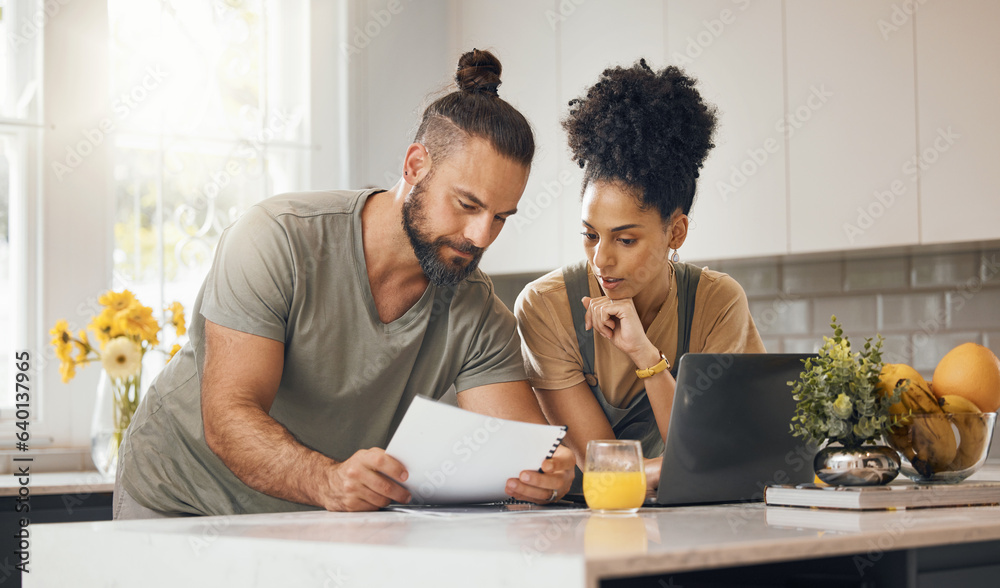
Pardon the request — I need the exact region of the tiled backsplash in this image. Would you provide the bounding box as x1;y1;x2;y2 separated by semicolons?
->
490;244;1000;459
714;247;1000;377
491;246;1000;378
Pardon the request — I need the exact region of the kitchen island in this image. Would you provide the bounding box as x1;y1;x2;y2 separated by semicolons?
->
24;466;1000;588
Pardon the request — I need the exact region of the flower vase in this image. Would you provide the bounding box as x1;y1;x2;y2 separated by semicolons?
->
813;443;901;486
90;369;142;476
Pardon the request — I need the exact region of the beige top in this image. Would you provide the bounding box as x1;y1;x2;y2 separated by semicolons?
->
514;262;766;407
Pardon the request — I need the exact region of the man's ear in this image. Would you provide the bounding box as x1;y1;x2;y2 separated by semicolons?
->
402;143;432;187
668;213;689;250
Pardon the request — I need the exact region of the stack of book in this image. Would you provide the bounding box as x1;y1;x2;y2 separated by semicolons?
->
764;481;1000;532
764;481;1000;511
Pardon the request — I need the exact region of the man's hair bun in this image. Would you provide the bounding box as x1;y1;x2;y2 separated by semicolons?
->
414;48;533;170
456;49;502;97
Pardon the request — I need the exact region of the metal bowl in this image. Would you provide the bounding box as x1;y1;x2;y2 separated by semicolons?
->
814;444;901;486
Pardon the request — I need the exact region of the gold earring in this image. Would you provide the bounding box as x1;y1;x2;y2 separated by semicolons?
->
671;250;680;263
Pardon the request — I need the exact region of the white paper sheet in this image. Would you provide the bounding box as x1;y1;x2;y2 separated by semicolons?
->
385;396;567;505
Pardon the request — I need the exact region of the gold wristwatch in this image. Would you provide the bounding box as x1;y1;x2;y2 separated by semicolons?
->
635;351;670;379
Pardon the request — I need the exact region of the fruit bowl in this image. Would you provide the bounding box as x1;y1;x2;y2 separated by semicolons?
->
883;412;996;484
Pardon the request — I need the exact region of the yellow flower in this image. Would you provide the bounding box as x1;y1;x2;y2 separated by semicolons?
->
57;291;188;386
167;301;186;336
101;337;143;380
50;319;74;363
99;289;139;313
90;309;118;346
167;343;182;363
59;357;77;383
115;305;160;346
74;329;91;364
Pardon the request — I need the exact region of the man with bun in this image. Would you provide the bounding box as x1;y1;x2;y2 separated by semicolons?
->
114;49;575;518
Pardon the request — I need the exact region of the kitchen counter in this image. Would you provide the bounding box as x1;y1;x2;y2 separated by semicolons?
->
0;471;113;497
24;466;1000;587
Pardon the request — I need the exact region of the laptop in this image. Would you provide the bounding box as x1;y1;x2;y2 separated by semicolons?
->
648;353;818;506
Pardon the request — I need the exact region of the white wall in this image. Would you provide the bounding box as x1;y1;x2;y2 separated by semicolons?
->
348;0;453;189
350;0;1000;274
38;0;113;446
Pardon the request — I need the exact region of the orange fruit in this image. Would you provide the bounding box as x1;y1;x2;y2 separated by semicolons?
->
931;343;1000;412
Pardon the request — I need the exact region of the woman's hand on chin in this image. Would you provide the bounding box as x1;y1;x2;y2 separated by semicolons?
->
581;295;659;366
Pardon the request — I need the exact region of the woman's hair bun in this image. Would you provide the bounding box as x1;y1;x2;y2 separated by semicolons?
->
456;48;502;97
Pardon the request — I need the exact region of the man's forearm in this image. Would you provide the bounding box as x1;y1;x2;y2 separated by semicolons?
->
205;400;335;508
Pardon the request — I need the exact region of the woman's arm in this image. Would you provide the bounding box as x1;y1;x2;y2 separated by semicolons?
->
582;296;676;443
534;382;663;492
533;381;616;472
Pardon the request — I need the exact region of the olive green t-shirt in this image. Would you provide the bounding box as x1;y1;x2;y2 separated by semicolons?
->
120;189;527;515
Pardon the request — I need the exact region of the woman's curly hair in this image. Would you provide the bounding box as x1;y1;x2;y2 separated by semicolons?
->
563;59;717;219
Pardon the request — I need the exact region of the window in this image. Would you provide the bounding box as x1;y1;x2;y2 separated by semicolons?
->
1;0;42;411
1;0;318;443
107;0;311;322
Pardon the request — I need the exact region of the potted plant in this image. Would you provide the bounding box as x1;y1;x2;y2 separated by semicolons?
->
789;316;905;486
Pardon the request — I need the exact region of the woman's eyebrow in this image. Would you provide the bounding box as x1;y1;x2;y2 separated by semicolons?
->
582;220;643;232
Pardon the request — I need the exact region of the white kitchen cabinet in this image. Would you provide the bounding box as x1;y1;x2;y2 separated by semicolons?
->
557;0;666;268
666;0;787;262
785;0;919;254
457;0;564;275
915;0;1000;245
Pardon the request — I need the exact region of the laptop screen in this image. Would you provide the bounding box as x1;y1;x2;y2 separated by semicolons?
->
652;353;818;506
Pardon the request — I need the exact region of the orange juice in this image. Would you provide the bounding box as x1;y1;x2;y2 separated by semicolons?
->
583;471;646;511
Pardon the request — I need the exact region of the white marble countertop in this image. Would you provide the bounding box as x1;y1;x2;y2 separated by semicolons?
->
0;471;114;497
26;466;1000;588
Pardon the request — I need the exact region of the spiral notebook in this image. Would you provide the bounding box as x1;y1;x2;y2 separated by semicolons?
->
385;396;567;505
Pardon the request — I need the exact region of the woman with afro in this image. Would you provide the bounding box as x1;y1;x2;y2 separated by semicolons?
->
514;60;764;492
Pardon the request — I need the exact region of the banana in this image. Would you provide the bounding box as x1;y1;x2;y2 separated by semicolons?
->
879;364;917;456
878;364;957;476
939;396;988;470
879;364;942;416
909;416;958;477
939;394;981;414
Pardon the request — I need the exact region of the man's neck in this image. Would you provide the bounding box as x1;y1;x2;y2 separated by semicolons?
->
360;181;430;323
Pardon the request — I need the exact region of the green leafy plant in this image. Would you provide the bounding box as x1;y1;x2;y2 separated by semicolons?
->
789;316;903;449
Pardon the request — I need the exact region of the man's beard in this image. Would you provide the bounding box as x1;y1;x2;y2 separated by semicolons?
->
402;181;485;287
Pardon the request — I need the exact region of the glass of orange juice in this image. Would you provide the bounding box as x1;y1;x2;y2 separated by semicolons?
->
583;440;646;514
